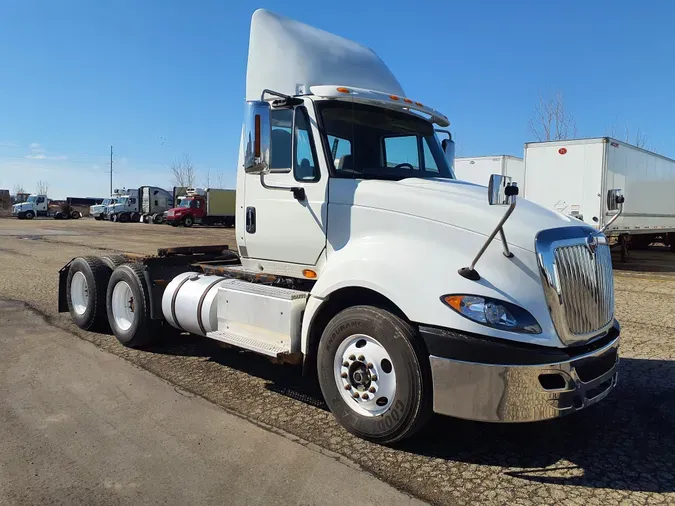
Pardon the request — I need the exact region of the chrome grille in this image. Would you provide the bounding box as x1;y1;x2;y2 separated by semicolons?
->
554;243;614;335
536;227;615;345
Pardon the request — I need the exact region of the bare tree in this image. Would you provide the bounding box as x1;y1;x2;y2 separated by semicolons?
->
36;180;49;195
607;121;651;150
527;91;578;141
12;184;25;195
170;154;197;188
215;171;227;189
203;168;211;189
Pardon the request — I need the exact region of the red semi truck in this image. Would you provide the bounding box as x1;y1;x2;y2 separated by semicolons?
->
165;188;235;227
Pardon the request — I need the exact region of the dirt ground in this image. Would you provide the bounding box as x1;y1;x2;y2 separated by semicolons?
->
0;217;674;505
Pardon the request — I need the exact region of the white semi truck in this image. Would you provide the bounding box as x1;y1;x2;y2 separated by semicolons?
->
107;189;140;222
454;155;524;187
12;194;48;219
57;10;622;443
91;189;125;220
524;138;675;257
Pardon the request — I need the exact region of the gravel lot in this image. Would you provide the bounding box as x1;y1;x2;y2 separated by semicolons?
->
0;217;673;505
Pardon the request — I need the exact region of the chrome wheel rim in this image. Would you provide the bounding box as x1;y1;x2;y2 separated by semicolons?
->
111;281;135;331
70;271;89;316
334;334;397;417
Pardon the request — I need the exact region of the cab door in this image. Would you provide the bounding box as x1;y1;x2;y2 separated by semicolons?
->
241;102;328;266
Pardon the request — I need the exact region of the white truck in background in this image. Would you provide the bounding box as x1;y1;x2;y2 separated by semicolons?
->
12;194;48;219
91;189;125;220
454;155;524;187
58;9;622;443
524;138;675;257
107;189;140;222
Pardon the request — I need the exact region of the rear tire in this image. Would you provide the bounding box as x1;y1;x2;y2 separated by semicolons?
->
71;211;81;219
119;213;130;223
153;214;163;224
106;263;157;348
317;305;432;444
100;255;128;271
130;212;140;222
110;213;118;222
66;256;113;331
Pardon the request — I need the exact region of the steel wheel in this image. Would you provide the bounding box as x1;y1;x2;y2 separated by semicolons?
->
111;280;135;331
70;271;89;316
334;334;397;417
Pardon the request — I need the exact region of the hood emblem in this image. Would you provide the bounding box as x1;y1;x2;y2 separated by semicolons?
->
586;234;598;257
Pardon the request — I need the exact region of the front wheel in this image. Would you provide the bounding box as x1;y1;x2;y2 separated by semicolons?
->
182;216;194;228
25;211;35;220
317;306;432;444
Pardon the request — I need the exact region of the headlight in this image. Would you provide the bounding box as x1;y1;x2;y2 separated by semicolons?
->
442;294;541;334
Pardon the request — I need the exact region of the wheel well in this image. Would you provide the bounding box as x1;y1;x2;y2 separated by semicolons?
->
303;287;408;377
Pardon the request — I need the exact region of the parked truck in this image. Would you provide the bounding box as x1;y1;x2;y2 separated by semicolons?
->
454;155;524;187
12;194;48;219
57;10;621;443
164;187;235;227
524;138;675;257
12;194;102;219
107;189;140;222
139;186;175;223
91;189;126;220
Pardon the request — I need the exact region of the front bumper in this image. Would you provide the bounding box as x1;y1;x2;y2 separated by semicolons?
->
422;323;619;423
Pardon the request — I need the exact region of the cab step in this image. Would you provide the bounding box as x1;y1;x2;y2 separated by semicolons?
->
206;280;309;357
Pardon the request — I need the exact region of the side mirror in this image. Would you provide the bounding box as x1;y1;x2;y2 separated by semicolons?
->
607;188;625;211
243;101;271;175
488;174;518;206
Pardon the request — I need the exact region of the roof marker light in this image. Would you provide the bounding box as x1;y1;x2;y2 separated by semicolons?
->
415;101;423;107
337;87;351;94
389;95;400;101
403;98;412;104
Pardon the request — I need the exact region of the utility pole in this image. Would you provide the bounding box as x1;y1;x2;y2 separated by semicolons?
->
110;146;113;195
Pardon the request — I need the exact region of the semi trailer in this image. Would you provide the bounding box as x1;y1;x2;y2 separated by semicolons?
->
164;187;235;227
454;155;524;187
524;138;675;257
57;9;622;443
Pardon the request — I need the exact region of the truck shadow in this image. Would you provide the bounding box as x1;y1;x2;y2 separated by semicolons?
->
612;245;675;274
397;356;675;493
148;334;674;493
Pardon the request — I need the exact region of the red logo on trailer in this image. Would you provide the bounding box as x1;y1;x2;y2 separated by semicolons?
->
558;148;567;155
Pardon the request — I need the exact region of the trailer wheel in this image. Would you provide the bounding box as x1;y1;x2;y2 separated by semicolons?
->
106;263;157;348
66;256;113;331
100;255;128;271
182;216;194;228
25;211;35;220
119;213;130;223
317;306;432;444
71;211;81;219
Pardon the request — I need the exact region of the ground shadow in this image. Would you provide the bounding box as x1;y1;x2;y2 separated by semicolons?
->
148;330;674;493
613;245;675;274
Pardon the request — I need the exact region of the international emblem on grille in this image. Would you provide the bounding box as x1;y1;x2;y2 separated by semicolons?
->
585;233;598;257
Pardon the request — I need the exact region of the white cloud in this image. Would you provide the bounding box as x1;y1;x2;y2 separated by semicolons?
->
25;154;68;161
29;142;45;153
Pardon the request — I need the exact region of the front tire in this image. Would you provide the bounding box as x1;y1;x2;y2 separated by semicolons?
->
66;256;113;331
25;211;35;220
182;216;194;228
106;263;157;348
317;306;432;444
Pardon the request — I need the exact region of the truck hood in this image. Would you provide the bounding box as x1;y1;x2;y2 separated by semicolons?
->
336;178;581;252
13;202;31;210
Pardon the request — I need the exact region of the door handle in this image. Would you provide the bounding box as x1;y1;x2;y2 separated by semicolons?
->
246;207;256;233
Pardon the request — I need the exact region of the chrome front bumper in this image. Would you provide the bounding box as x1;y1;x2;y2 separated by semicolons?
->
426;329;619;423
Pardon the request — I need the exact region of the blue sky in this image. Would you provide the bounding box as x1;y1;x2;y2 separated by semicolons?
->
1;0;673;198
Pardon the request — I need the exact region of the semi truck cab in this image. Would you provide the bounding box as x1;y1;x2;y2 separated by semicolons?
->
58;9;621;443
12;194;48;219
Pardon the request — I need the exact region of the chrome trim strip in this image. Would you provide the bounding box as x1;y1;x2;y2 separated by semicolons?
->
430;336;619;423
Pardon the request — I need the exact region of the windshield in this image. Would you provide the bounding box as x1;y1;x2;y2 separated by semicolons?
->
27;195;37;203
101;198;111;206
317;101;454;180
178;198;195;208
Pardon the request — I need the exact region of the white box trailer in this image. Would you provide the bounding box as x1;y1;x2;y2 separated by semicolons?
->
454;155;524;187
524;138;675;249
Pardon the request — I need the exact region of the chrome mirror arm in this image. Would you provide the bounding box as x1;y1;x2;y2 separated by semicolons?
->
600;200;624;234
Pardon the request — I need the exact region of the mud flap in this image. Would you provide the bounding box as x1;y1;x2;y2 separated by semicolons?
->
58;259;74;313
